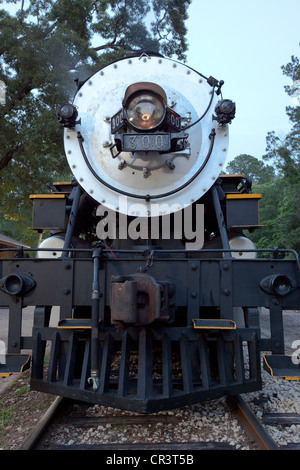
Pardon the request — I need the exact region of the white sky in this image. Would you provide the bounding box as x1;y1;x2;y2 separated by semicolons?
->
185;0;300;165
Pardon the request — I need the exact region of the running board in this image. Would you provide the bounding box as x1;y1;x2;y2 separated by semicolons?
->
57;318;92;329
0;354;31;377
263;354;300;380
193;319;236;330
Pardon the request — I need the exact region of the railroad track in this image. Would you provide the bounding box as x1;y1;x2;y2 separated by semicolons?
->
228;395;279;450
20;393;299;451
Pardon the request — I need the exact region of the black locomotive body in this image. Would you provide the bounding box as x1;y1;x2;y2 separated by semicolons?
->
0;53;299;413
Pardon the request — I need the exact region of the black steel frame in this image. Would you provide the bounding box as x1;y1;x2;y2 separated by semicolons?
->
0;246;299;412
0;180;299;412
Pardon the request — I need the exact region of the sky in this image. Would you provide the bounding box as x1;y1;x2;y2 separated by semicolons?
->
185;0;300;166
2;0;299;168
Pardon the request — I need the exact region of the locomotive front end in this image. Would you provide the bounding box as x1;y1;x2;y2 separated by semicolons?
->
0;53;299;413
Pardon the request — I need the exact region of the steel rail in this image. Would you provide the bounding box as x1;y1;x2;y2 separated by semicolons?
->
231;395;279;450
20;393;283;450
20;396;65;450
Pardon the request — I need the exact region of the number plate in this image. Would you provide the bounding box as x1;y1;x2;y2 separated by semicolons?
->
122;133;171;152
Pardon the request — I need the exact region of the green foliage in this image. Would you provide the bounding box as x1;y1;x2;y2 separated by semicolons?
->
0;0;191;244
249;177;300;254
0;402;14;429
226;45;300;255
225;154;276;184
246;179;284;250
262;44;300;253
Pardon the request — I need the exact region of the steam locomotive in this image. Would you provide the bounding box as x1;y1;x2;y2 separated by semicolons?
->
0;52;299;413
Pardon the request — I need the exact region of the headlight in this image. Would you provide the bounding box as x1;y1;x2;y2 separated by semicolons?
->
213;99;236;124
123;82;167;132
59;104;76;119
57;104;79;128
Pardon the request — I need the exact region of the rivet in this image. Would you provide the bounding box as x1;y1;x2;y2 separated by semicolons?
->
67;150;72;154
158;59;162;64
173;63;177;68
114;64;117;68
72;165;76;169
100;71;104;76
128;59;132;64
79;92;83;97
143;167;150;178
118;159;126;170
166;159;175;170
88;80;92;85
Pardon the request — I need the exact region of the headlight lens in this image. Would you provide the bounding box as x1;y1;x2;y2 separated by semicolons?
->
60;104;76;118
123;82;167;132
126;92;165;130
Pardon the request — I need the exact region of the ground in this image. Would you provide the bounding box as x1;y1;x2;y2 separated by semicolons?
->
0;369;55;450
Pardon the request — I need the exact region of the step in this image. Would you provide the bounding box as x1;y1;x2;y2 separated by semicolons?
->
263;354;300;380
0;354;31;377
192;318;236;330
57;318;92;329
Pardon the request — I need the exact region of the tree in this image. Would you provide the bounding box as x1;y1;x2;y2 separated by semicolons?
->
225;48;300;254
225;154;276;184
0;0;191;244
224;154;280;251
262;45;300;253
